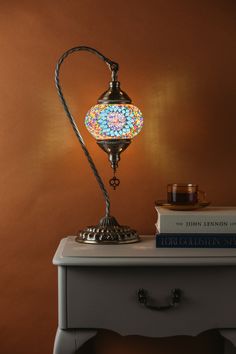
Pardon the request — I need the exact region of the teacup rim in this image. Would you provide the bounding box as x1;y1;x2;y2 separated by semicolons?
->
167;183;198;187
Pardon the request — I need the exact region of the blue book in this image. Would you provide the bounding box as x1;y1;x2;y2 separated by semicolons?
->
156;233;236;248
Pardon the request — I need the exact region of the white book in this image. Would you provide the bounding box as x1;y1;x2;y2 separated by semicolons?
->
155;206;236;234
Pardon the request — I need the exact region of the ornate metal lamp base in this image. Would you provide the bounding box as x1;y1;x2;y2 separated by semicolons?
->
76;216;140;244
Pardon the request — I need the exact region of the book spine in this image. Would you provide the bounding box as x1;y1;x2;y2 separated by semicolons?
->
156;213;236;234
156;233;236;248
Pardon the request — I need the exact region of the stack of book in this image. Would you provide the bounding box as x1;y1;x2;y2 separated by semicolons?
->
155;206;236;248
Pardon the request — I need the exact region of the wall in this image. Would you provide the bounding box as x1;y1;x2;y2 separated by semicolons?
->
0;0;235;353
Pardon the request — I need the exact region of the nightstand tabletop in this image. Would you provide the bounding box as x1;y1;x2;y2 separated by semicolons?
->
53;235;236;266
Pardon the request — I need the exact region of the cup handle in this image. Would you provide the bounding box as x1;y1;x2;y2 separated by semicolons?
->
197;190;207;203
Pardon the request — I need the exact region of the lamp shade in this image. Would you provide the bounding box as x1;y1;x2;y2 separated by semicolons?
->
85;103;143;140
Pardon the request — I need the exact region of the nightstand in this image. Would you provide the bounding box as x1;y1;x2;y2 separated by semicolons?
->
53;236;236;354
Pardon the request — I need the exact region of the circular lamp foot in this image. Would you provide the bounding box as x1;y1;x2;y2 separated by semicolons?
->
76;216;140;244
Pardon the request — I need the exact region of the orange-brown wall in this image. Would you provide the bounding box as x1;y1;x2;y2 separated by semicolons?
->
0;1;235;353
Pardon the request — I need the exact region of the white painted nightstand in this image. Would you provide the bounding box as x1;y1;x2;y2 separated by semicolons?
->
53;236;236;354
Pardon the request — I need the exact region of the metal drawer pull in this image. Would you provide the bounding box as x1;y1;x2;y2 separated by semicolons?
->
137;288;182;311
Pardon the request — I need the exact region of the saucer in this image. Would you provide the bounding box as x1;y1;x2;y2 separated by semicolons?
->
155;200;211;211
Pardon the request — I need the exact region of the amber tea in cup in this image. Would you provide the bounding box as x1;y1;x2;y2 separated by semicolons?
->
167;184;204;204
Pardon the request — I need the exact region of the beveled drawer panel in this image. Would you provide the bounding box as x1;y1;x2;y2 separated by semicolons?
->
66;266;236;337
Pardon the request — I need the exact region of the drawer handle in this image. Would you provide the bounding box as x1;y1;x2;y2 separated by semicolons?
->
137;288;181;311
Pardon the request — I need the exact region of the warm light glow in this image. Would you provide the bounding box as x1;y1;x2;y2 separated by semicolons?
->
85;104;143;140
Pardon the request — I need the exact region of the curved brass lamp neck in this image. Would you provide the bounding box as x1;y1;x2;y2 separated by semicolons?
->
55;46;112;217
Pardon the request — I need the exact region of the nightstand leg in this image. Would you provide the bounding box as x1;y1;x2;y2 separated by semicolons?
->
53;328;97;354
224;340;236;354
219;330;236;354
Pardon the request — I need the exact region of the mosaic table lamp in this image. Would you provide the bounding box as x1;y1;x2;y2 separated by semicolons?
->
55;46;143;244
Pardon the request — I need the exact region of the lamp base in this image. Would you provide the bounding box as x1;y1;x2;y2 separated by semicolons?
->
76;216;140;244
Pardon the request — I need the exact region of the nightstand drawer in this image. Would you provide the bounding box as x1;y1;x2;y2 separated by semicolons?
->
66;266;236;337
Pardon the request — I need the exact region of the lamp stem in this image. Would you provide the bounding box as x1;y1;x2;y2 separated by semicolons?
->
55;46;118;217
